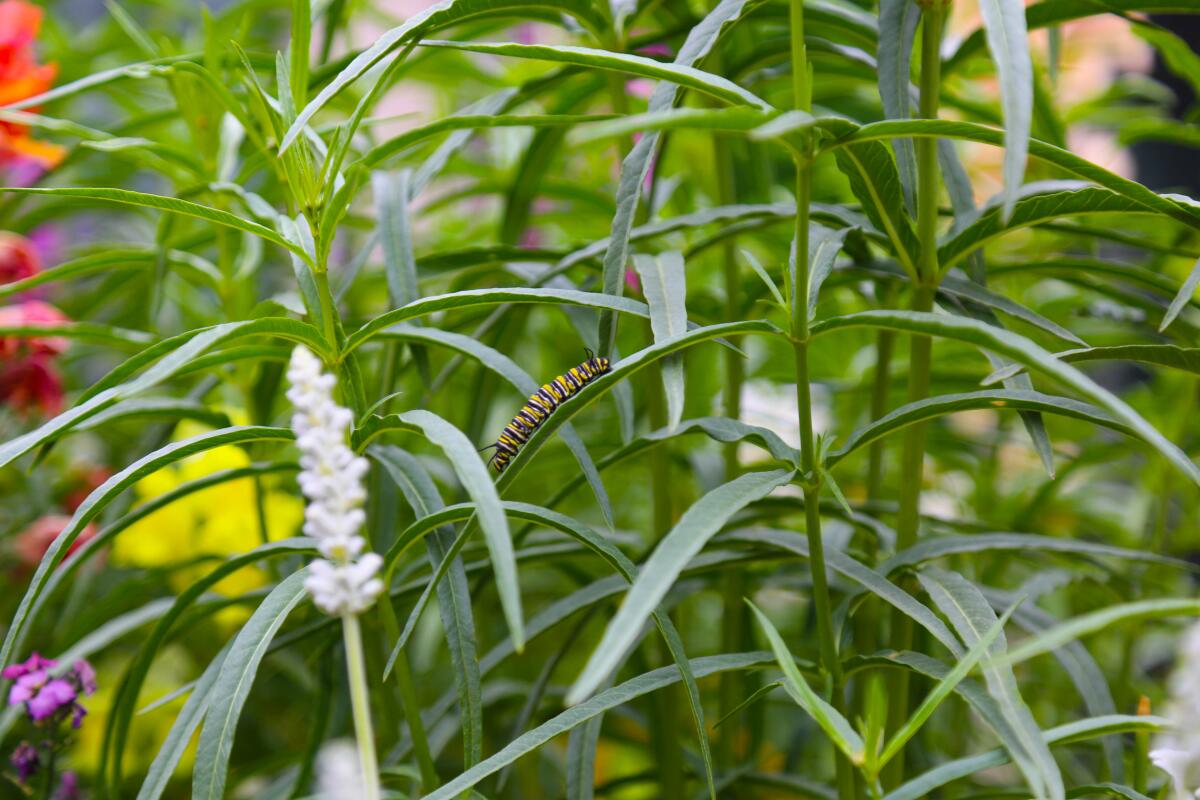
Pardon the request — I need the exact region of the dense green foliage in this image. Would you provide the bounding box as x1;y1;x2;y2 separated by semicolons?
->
3;0;1200;798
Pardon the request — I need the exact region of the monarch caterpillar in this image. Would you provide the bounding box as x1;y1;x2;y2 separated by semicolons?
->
483;351;612;474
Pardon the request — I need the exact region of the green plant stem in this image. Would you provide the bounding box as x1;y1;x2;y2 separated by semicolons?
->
313;267;341;357
607;39;683;794
377;599;439;790
789;1;852;798
884;4;944;788
714;126;747;773
866;283;898;501
645;336;683;798
342;613;382;800
41;750;56;800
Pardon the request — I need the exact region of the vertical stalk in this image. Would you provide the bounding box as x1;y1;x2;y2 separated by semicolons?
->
866;285;898;501
645;340;683;798
378;586;439;788
714;126;747;771
342;614;381;800
883;4;945;788
605;32;682;794
789;1;852;798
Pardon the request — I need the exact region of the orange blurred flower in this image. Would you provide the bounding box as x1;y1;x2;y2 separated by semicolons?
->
0;1;63;173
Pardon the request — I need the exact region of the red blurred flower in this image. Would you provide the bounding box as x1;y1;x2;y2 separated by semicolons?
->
12;515;96;568
0;354;63;415
0;232;40;285
0;1;63;177
64;466;112;512
0;301;69;415
0;300;68;357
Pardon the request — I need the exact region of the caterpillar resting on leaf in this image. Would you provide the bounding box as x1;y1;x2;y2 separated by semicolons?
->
484;352;612;474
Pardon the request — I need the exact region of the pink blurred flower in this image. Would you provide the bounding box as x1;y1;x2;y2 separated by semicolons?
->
0;301;69;414
625;267;640;294
517;227;544;249
0;354;64;415
512;22;537;45
1;652;54;680
626;79;655;99
637;43;673;58
0;232;39;284
13;514;97;568
0;300;69;357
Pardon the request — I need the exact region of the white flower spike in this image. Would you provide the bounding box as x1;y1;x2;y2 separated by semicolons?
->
288;345;383;616
1152;621;1200;799
316;739;368;800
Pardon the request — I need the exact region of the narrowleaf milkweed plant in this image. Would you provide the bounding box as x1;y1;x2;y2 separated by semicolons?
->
1;0;1200;798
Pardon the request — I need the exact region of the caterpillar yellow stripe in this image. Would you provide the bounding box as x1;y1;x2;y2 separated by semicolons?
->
485;353;611;474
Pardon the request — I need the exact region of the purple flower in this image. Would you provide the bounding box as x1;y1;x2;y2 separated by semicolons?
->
71;660;95;696
637;43;674;58
54;770;79;799
4;654;96;726
2;652;55;680
10;741;38;783
24;677;75;722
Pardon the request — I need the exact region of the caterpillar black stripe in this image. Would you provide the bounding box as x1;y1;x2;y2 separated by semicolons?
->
484;352;611;474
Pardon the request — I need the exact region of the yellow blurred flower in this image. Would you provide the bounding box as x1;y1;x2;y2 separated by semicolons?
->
112;418;304;624
72;646;196;779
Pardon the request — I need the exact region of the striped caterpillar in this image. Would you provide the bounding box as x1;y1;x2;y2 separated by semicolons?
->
484;352;612;474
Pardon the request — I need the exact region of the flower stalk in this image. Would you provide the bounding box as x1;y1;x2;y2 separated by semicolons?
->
884;3;946;787
341;613;382;800
287;345;384;800
789;0;853;798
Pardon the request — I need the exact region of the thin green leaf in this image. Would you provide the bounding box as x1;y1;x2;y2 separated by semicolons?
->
417;41;771;110
918;569;1063;800
977;0;1034;218
422;652;774;800
879;601;1021;769
748;601;865;764
740;248;786;308
595;0;760;356
279;0;609;152
824;390;1130;468
567;469;794;704
811;311;1200;486
1160;255;1200;332
343;287;653;356
3;188;308;263
998;598;1200;668
877;0;921;210
192;570;310;800
398;410;523;651
633;251;688;430
0;426;294;671
885;715;1168;800
135;644;232;800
